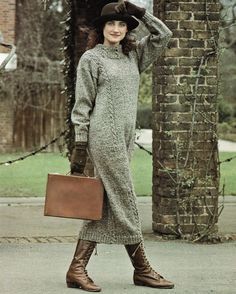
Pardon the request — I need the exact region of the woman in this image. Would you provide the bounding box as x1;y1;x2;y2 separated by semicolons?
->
67;1;174;292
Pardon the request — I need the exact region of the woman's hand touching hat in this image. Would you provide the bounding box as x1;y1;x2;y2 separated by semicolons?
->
115;1;146;20
115;0;127;14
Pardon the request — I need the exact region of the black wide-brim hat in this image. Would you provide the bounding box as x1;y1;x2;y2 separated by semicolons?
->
93;2;139;31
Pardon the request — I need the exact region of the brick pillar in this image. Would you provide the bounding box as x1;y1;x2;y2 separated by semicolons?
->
0;0;16;152
152;0;220;238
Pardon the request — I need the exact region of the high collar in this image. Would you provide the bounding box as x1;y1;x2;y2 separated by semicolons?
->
95;43;124;59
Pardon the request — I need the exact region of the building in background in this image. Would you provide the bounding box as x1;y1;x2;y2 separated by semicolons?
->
0;0;16;152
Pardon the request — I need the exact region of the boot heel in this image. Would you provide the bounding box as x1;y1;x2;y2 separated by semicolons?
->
67;281;80;288
134;280;145;286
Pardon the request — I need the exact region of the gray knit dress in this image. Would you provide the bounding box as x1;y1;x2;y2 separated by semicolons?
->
71;11;172;245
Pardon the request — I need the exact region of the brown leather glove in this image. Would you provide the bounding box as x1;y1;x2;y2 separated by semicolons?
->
70;142;87;174
115;1;146;19
125;1;146;19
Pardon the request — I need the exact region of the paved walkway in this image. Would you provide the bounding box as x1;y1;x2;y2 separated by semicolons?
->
1;241;236;294
1;131;235;293
0;196;236;294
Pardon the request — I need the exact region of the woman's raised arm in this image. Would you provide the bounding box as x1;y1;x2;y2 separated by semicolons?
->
135;11;173;73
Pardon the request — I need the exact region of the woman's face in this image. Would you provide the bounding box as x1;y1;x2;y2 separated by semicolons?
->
103;20;128;47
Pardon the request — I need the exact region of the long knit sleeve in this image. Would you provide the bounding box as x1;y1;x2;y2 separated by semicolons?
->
135;11;173;73
71;53;98;143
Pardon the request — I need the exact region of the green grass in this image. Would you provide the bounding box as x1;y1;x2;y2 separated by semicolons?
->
219;152;236;196
0;150;235;197
0;153;68;197
130;148;152;196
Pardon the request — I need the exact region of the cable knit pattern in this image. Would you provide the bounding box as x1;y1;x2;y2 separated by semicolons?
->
71;11;172;244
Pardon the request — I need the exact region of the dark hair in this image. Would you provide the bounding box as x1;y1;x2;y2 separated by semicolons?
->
86;24;137;56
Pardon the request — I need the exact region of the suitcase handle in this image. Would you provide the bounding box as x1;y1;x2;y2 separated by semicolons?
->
67;171;88;177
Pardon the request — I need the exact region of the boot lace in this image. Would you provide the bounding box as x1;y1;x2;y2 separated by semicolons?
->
83;243;96;283
135;242;163;280
84;269;94;283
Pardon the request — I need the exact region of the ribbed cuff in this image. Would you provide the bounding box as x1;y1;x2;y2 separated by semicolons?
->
140;10;152;23
141;10;173;38
74;127;88;143
75;141;87;148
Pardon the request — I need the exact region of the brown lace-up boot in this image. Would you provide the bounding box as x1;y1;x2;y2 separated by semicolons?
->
125;242;174;289
66;239;101;292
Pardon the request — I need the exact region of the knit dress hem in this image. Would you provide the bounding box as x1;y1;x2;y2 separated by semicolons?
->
79;230;143;245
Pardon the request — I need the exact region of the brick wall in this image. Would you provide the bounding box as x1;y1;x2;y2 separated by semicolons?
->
0;0;16;152
0;0;16;45
152;0;220;237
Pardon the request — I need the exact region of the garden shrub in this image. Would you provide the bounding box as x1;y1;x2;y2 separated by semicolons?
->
218;98;234;123
136;105;152;129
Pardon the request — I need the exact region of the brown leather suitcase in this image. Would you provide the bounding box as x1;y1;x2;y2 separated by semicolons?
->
44;173;104;220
